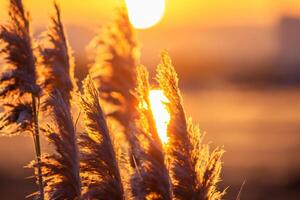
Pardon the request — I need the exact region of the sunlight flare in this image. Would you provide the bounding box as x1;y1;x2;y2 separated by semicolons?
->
125;0;166;29
149;89;170;144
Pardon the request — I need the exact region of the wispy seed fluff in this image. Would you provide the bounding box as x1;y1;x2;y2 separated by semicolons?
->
79;76;124;200
88;2;140;144
37;2;77;110
0;0;38;135
130;65;171;200
156;51;225;200
40;91;81;200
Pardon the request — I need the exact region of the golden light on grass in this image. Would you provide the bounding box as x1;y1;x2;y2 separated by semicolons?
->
125;0;165;29
149;89;170;144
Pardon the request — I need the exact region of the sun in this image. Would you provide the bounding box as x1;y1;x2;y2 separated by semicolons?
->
149;90;170;144
125;0;166;29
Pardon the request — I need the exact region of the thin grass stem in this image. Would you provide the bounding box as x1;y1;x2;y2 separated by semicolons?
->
31;93;44;200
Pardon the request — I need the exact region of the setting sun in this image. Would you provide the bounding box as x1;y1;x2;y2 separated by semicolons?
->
149;90;170;144
125;0;165;29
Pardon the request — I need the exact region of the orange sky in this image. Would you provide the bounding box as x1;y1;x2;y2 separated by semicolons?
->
165;0;300;27
0;0;300;29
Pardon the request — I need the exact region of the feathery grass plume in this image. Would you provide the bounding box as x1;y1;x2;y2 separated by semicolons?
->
79;76;124;199
156;51;198;199
188;119;226;200
0;0;44;198
38;2;77;109
0;0;38;134
130;65;171;200
135;65;163;148
88;2;141;180
88;1;140;133
156;51;225;200
114;140;135;200
40;91;81;200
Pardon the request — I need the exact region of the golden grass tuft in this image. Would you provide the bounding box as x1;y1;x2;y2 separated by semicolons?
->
39;91;81;200
156;52;198;199
130;65;171;200
88;2;140;145
79;76;124;199
37;2;77;110
156;51;225;200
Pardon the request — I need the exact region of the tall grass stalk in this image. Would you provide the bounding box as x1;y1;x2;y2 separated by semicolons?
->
35;2;81;199
31;94;44;199
0;0;44;198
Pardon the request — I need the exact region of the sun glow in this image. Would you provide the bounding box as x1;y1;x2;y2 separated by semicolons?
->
125;0;166;29
149;90;170;144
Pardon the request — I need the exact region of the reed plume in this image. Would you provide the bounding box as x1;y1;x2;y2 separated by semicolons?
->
0;0;43;198
33;4;82;199
156;51;225;200
188;119;225;200
130;65;171;200
38;2;77;109
88;1;139;136
79;76;124;199
40;91;81;200
88;3;142;185
156;52;198;199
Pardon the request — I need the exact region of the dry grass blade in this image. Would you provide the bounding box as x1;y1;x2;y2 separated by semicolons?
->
79;76;124;200
38;1;76;109
130;65;171;200
236;181;246;200
40;91;81;200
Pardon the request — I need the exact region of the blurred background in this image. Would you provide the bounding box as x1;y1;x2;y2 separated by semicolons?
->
0;0;300;199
